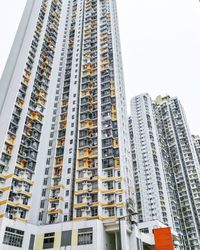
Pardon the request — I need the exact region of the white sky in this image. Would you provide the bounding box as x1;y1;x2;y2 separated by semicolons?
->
0;0;200;134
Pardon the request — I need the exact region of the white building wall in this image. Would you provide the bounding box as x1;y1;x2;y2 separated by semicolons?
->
0;0;139;249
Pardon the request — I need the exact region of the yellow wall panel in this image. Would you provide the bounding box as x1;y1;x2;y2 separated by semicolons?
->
34;234;44;250
71;229;78;246
54;231;61;248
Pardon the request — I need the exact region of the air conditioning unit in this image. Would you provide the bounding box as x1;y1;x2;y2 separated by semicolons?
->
0;179;5;184
85;207;91;212
4;166;9;172
86;195;91;200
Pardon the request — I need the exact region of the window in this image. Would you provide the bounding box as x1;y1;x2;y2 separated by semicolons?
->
108;207;115;216
43;233;55;249
107;170;113;177
29;234;35;250
78;228;93;245
61;231;72;247
76;209;82;218
40;200;45;208
43;178;48;186
91;207;98;217
3;227;24;248
38;212;43;221
46;158;50;165
42;189;46;197
45;168;49;175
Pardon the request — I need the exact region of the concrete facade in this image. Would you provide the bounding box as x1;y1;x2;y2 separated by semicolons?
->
0;0;139;249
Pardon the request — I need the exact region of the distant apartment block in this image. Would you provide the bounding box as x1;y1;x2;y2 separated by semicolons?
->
129;94;200;249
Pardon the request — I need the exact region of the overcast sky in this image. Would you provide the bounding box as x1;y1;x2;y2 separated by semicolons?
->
0;0;200;134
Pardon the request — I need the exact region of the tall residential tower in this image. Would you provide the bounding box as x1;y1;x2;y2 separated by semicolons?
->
0;0;136;249
129;94;173;227
129;93;200;249
155;95;200;249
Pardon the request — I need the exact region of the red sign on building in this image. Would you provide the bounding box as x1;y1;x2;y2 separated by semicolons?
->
153;227;174;250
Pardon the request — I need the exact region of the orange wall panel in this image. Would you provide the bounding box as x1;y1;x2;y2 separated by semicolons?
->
153;227;174;250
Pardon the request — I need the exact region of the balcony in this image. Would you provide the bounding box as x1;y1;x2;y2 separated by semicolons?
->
6;208;28;222
77;169;94;179
53;169;61;179
81;90;92;98
48;208;63;214
16;98;24;109
38;90;47;99
7;200;30;210
23;71;31;85
13;184;32;198
49;195;63;202
62;99;68;107
60;114;67;121
78;148;97;159
16;159;28;170
36;96;46;106
6;134;15;146
49;184;64;190
57;138;65;147
114;158;120;169
113;139;119;148
80;121;96;130
30;111;43;122
54;157;63;168
112;112;117;121
0;181;10;192
3;145;13;156
59;121;67;130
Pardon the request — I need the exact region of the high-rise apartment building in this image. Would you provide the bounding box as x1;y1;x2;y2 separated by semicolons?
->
129;93;200;249
129;94;173;226
192;135;200;165
154;95;200;249
0;0;139;249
